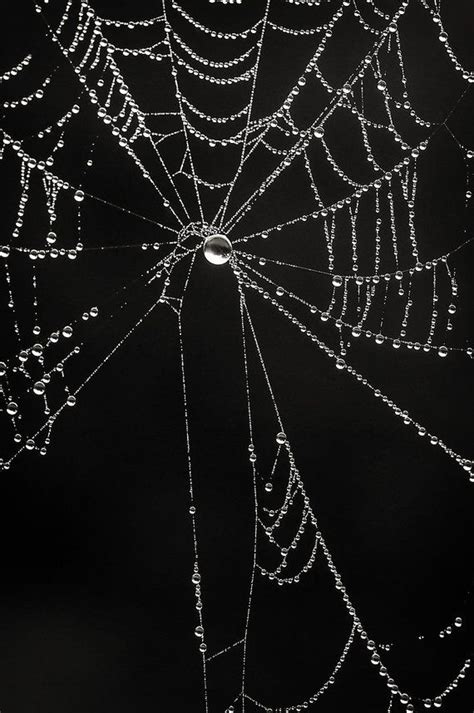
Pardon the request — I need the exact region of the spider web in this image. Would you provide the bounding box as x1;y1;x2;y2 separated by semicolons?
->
0;0;473;711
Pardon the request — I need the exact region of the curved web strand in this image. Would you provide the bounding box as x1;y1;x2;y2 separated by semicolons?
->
233;257;473;475
215;0;273;229
222;9;410;235
162;0;205;223
36;0;190;228
230;283;471;710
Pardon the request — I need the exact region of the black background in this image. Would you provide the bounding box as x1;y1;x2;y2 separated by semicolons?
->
0;1;474;712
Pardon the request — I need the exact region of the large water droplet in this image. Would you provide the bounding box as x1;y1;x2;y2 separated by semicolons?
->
203;234;232;265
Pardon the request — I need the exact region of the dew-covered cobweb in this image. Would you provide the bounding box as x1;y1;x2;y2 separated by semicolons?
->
0;0;473;711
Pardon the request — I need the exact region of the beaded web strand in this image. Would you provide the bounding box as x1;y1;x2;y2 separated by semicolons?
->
0;0;473;711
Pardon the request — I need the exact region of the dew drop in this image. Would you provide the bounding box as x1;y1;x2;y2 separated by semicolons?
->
33;381;45;396
203;234;232;265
